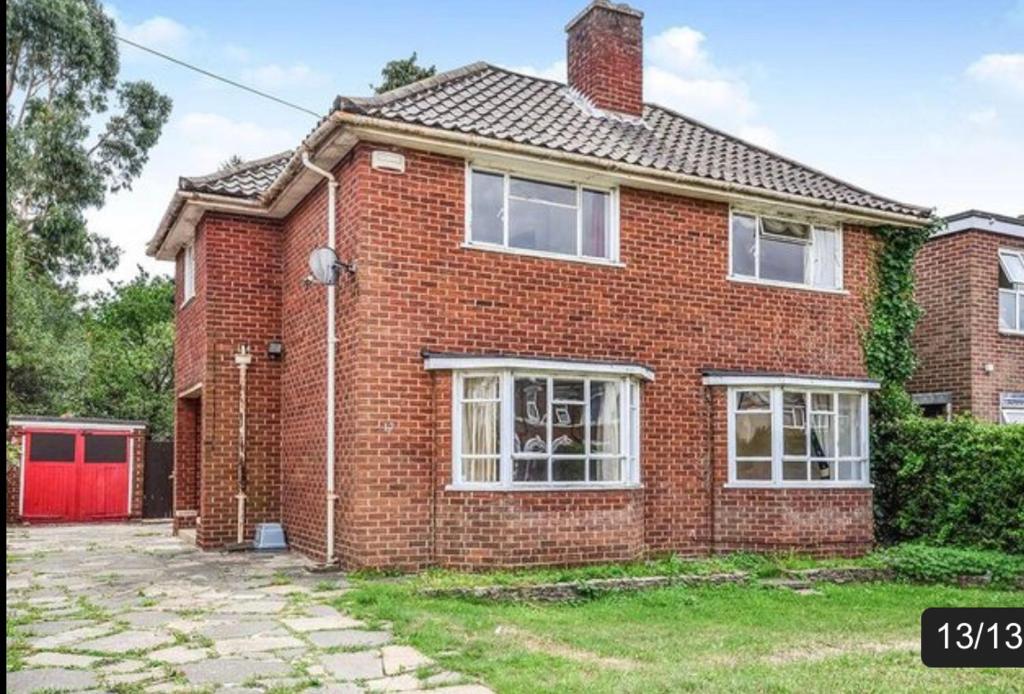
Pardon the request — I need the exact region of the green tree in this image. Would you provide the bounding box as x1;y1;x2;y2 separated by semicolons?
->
6;0;172;419
373;52;435;94
81;269;175;438
219;154;245;171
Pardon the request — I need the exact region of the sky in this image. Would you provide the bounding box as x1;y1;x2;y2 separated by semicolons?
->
84;0;1024;290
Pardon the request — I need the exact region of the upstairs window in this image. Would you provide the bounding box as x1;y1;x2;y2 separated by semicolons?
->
467;168;618;262
182;242;196;304
730;212;842;290
998;249;1024;334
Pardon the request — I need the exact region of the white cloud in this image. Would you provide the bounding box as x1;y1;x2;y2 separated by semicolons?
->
241;63;326;90
966;108;999;127
966;53;1024;98
507;60;566;82
106;6;193;54
81;113;297;291
646;26;715;77
224;44;252;63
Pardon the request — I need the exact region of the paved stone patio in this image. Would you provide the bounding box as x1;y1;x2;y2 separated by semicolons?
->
6;523;491;694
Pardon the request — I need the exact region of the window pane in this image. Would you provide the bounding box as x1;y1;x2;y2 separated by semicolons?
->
590;381;620;454
783;460;807;480
783;392;807;456
514;378;548;454
837;460;861;481
582;190;609;258
84;435;127;463
838;394;862;457
552;458;585;481
29;433;76;462
509;198;578;255
461;458;499;483
812;393;834;411
762;218;810;240
463;375;499;400
1019;294;1023;331
736;460;771;480
760;235;806;283
470;171;504;244
812;459;833;480
510;177;576;205
999;291;1016;330
731;214;756;277
737;390;771;410
553;380;584;402
552;403;585;454
812;227;839;288
589;458;623;482
998;251;1024;285
810;413;835;458
736;413;772;457
513;459;548;482
462;403;499;456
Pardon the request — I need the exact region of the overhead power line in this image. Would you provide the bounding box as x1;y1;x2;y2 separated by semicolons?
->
116;35;323;119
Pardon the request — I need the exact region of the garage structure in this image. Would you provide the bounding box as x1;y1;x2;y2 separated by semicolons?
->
6;416;150;523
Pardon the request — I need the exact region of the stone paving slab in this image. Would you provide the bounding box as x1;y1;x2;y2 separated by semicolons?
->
7;523;492;694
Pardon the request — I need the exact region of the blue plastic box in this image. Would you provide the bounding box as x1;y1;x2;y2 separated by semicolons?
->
253;522;287;550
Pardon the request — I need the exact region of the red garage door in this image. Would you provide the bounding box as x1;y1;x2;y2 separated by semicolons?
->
22;430;131;521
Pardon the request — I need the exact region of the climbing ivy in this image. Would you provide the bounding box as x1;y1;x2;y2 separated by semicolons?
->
864;222;935;544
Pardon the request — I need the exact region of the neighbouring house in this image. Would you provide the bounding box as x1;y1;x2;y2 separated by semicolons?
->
6;416;149;524
909;210;1024;423
147;0;933;568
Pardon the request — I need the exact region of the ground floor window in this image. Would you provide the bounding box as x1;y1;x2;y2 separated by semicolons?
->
729;386;870;486
453;370;641;488
1000;393;1024;424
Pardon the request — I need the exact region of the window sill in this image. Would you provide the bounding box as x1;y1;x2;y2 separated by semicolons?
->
998;329;1024;337
461;242;625;268
445;483;643;493
724;482;874;490
179;295;196;310
727;275;848;295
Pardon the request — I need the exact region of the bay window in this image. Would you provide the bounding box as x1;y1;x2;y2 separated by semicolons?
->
728;387;870;486
466;167;618;262
730;211;842;290
998;249;1024;334
452;370;641;488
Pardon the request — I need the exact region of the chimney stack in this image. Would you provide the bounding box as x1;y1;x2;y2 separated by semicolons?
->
566;1;644;116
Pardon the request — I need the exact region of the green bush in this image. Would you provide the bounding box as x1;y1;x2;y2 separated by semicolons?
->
878;544;1024;586
890;416;1024;553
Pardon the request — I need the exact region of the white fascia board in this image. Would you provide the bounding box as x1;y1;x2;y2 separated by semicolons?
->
424;355;655;381
702;374;880;390
940;215;1024;240
10;420;147;431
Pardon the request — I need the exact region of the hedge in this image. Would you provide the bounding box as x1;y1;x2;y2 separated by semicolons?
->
888;416;1024;553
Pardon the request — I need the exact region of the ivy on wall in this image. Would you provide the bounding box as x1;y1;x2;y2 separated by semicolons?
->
864;223;934;544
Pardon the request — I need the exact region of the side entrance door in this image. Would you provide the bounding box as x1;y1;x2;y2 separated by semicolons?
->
22;429;131;521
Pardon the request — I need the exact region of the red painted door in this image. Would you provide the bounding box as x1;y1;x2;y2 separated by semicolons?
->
22;429;130;521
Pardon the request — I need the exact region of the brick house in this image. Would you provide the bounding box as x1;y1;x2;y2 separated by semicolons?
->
909;210;1024;423
147;1;932;568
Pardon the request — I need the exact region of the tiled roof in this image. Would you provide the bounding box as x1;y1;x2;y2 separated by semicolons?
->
179;150;293;198
177;63;929;219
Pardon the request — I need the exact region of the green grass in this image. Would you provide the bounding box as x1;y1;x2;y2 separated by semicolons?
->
337;576;1021;693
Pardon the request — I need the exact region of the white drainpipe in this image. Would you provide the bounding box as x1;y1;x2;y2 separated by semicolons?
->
234;344;251;545
301;152;339;566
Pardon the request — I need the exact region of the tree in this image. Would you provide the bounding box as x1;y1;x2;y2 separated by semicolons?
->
373;52;435;94
6;0;172;419
7;0;173;277
81;269;175;438
219;154;245;171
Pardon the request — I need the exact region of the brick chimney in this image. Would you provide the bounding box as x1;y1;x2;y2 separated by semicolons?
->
566;1;644;116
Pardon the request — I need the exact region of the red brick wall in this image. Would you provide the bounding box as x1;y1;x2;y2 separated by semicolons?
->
337;143;876;567
910;230;1024;420
175;213;284;548
566;2;644;116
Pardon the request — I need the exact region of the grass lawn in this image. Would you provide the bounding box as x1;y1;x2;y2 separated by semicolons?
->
336;571;1021;693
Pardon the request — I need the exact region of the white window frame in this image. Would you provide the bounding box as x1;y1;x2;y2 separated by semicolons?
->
181;242;196;305
728;208;845;293
998;248;1024;335
725;385;872;488
464;164;621;266
449;369;642;490
1000;393;1024;425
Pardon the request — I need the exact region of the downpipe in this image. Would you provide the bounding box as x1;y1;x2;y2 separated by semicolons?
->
234;345;252;546
301;151;340;567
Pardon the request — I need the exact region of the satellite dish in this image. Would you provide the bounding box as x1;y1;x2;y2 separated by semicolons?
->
308;246;339;285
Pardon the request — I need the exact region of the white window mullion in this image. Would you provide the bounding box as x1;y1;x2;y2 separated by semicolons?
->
500;370;514;488
861;392;870;483
576;186;583;259
770;387;783;486
451;373;462;485
583;378;591;482
754;218;762;280
546;376;553;483
832;392;839;480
